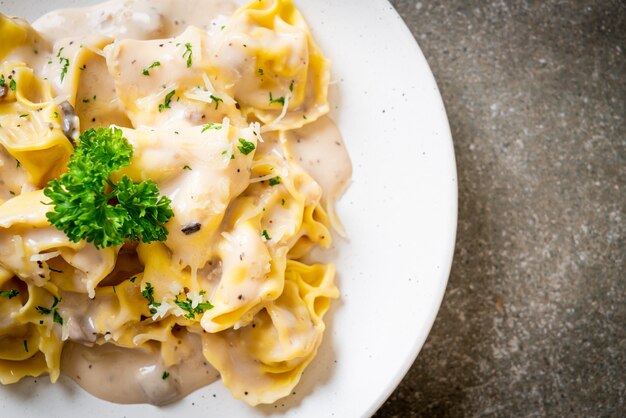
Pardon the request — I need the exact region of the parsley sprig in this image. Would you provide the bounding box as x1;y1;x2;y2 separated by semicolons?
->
43;127;174;249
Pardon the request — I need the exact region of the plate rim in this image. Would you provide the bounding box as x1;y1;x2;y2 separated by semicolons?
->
364;1;458;415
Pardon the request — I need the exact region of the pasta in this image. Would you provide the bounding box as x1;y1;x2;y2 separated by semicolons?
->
0;0;351;406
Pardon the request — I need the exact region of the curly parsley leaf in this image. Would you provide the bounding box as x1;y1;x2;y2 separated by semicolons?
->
43;127;174;249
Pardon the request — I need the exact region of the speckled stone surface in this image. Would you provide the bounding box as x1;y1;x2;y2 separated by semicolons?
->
374;1;625;417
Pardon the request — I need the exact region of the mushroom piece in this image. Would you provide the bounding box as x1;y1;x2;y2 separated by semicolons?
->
58;100;79;144
181;222;202;235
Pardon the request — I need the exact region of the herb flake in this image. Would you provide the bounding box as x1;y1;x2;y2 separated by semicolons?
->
210;94;223;110
36;296;63;325
141;282;161;314
0;289;19;299
142;61;161;76
237;138;255;155
174;292;213;319
182;43;193;68
158;90;176;112
269;91;284;106
201;123;221;133
57;47;70;83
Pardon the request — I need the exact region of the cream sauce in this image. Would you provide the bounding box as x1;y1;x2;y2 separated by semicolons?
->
32;0;235;42
286;116;353;204
61;332;219;405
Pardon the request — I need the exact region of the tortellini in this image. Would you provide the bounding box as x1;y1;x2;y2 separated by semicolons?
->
0;0;343;406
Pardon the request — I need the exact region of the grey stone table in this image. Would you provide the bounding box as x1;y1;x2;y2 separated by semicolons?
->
374;1;625;417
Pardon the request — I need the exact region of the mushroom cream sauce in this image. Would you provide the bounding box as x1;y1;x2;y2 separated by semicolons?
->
0;0;351;406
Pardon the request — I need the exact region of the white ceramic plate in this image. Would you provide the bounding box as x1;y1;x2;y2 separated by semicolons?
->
0;0;457;416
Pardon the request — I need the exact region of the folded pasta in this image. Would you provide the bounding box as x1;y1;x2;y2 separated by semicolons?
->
0;0;350;407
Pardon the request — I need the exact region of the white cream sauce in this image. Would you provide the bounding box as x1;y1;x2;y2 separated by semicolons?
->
32;0;235;42
285;116;352;204
61;332;218;405
1;0;352;406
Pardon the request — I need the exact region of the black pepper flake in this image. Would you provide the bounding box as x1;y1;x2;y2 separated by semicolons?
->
181;222;201;235
238;294;243;300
